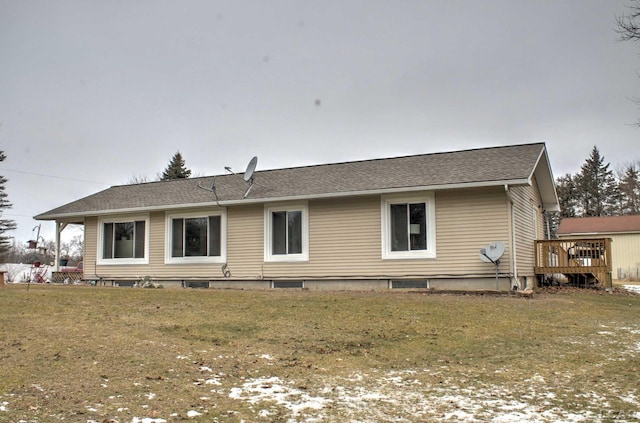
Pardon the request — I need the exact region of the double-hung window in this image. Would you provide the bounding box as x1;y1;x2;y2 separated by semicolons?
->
382;193;436;259
166;211;226;263
98;216;149;264
264;203;309;262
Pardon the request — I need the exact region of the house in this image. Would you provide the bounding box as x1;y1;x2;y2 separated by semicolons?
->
557;215;640;281
35;143;559;291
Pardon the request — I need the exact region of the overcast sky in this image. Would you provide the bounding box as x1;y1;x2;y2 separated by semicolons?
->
1;0;639;244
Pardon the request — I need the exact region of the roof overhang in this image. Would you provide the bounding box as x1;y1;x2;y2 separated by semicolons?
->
530;147;559;212
35;178;530;221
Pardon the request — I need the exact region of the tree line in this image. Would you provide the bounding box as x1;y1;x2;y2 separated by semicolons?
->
555;146;639;219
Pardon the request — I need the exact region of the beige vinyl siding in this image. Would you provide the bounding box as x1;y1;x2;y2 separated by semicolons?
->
435;188;511;276
151;208;229;280
83;187;514;281
262;196;381;278
226;204;265;279
88;209;228;280
89;213;155;279
261;187;510;279
83;216;98;279
611;233;640;279
510;181;543;278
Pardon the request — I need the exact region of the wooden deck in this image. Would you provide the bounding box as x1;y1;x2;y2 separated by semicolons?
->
535;238;612;287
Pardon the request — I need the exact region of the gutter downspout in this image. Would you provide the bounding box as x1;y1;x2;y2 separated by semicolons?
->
504;185;519;290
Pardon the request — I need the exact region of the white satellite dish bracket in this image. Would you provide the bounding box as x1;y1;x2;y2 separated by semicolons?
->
479;241;506;290
224;156;258;198
196;176;223;206
197;177;216;193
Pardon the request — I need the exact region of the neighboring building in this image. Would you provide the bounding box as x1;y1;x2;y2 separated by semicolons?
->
557;215;640;281
35;143;559;291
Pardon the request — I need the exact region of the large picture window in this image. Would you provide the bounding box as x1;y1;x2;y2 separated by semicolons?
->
98;216;149;264
264;203;308;262
382;193;436;259
166;211;225;263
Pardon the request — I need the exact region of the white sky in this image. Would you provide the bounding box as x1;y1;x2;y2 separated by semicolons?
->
1;0;639;244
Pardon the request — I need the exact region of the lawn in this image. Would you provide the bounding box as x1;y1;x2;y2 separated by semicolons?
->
1;285;639;422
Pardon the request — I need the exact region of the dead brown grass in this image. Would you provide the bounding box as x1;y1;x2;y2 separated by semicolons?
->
1;285;639;422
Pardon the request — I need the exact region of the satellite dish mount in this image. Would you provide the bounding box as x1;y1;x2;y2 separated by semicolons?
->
224;156;258;198
479;241;506;290
243;156;258;198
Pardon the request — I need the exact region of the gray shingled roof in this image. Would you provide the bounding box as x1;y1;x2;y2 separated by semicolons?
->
35;143;551;220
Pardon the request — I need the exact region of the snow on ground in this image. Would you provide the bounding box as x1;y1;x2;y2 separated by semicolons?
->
623;285;640;294
1;328;639;422
225;370;622;422
159;323;640;422
1;313;638;422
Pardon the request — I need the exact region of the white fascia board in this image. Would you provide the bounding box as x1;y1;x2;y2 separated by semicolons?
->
35;178;530;220
530;146;560;212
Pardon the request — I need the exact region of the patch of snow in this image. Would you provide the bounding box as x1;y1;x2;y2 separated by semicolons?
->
0;401;7;411
146;393;156;400
623;285;640;293
259;354;274;360
619;393;639;405
186;410;202;418
131;418;166;423
225;365;640;422
229;376;330;415
258;408;273;417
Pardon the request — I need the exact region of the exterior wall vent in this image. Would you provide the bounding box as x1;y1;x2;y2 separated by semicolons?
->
391;280;429;289
273;280;304;289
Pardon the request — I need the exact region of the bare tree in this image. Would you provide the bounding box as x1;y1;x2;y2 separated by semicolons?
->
124;173;151;185
616;1;640;42
617;1;640;125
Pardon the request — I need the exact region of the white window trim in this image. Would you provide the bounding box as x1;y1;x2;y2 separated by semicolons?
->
381;192;436;260
97;215;150;265
264;202;309;262
165;210;227;264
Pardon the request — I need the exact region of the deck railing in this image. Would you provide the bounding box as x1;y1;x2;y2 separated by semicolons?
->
535;238;612;286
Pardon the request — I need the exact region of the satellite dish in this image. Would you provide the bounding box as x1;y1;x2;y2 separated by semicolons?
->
480;241;506;290
244;156;258;182
480;241;505;264
222;156;258;198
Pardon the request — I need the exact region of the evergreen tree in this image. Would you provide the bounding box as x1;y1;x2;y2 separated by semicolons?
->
555;173;578;217
618;163;640;214
160;151;192;181
0;150;17;258
574;146;620;216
